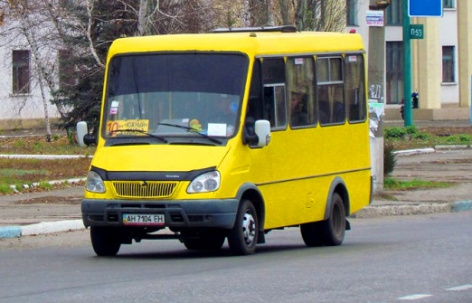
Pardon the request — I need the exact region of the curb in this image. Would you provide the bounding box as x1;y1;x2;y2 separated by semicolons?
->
393;147;435;156
451;200;472;212
393;145;471;157
0;220;84;239
352;200;472;219
10;177;86;192
1;201;472;239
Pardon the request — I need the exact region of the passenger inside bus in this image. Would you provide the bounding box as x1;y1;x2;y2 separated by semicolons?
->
291;92;308;126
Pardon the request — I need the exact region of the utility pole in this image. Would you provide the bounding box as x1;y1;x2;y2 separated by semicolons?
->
402;0;413;127
367;0;389;192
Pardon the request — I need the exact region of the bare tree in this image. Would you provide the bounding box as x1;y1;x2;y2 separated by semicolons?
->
293;0;346;31
208;0;346;31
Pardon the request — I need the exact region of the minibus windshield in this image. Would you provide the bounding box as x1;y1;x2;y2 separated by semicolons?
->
103;53;248;140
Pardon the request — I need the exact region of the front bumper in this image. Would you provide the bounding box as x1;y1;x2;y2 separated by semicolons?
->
81;198;239;229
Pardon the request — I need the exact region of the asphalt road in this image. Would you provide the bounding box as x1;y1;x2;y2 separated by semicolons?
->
1;212;471;303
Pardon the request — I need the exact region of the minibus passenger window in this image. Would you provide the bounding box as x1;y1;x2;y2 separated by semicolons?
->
286;57;316;128
316;57;345;125
345;55;366;122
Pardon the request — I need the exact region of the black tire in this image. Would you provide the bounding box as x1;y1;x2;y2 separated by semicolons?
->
90;226;121;257
300;221;324;247
322;193;346;246
227;199;258;255
183;231;225;251
300;192;346;247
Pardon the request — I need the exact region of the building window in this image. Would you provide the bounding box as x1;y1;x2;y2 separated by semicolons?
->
443;0;454;9
442;46;455;83
386;0;402;25
386;42;404;104
346;0;358;26
12;50;30;94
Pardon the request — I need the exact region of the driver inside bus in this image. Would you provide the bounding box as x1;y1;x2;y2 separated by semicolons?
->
212;94;238;136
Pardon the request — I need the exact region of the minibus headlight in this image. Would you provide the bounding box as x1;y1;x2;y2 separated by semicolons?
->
187;171;220;193
86;171;106;193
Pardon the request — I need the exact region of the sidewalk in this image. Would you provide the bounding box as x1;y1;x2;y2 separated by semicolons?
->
1;146;472;239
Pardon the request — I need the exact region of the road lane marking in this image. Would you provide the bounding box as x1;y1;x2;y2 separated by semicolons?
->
446;284;472;291
398;294;433;301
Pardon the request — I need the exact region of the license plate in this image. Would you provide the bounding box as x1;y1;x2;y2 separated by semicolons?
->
123;214;165;226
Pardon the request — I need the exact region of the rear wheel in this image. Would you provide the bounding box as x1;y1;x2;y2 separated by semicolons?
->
301;192;346;247
300;221;324;247
90;226;121;257
227;199;258;255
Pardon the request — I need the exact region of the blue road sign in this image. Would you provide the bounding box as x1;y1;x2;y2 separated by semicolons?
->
409;0;443;17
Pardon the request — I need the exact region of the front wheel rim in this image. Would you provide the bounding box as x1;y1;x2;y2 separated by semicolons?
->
242;211;256;246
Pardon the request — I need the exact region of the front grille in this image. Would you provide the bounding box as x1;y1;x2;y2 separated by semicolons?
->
112;181;178;198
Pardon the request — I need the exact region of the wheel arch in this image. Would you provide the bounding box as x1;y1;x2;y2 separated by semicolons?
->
324;177;350;220
235;182;265;233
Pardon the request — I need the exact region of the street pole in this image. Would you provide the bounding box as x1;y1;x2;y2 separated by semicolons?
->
403;0;413;127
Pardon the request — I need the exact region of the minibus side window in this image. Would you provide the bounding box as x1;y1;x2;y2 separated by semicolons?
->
286;57;316;128
345;54;367;122
263;84;286;129
261;58;286;130
316;57;346;125
247;59;263;121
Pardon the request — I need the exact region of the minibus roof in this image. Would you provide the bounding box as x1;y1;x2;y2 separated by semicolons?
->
107;30;365;59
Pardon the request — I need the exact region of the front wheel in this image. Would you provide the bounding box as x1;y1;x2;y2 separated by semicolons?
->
227;199;258;255
90;226;121;257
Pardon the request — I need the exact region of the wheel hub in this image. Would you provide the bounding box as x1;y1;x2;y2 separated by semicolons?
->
242;212;256;246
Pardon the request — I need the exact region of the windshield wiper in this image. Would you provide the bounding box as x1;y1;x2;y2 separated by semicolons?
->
109;129;168;143
157;123;222;144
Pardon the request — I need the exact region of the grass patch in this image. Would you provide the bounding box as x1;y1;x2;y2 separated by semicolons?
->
0;183;14;194
0;135;95;155
0;158;90;194
384;177;453;190
385;126;472;150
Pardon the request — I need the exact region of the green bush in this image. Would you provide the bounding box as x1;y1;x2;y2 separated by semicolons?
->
446;135;458;143
405;125;419;135
412;132;430;140
384;127;406;139
459;134;471;143
384;143;397;177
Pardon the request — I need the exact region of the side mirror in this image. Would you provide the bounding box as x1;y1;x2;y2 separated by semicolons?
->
255;120;271;147
76;121;96;147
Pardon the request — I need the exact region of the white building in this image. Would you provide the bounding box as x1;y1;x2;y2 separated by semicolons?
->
347;0;472;121
0;5;67;131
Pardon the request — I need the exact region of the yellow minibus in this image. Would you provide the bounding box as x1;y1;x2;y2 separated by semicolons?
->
77;25;372;256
